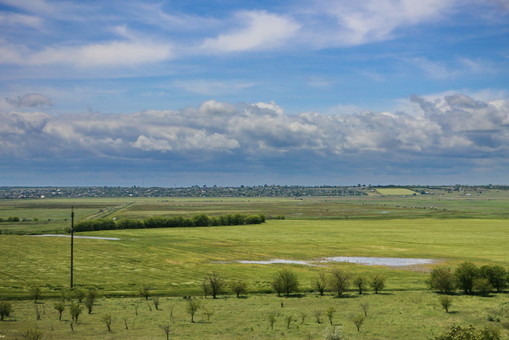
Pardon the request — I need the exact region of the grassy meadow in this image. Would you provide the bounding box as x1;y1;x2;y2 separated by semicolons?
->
0;189;508;338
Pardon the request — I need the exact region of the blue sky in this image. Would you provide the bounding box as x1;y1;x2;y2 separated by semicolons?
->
1;0;509;186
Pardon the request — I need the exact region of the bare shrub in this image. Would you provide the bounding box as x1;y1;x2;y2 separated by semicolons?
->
350;313;365;332
229;280;248;298
267;311;277;330
439;295;453;313
203;272;225;299
186;299;200;323
21;327;43;340
329;269;350;297
370;275;386;294
358;304;369;319
101;313;112;332
314;272;327;296
54;302;65;321
326;307;336;325
139;285;151;300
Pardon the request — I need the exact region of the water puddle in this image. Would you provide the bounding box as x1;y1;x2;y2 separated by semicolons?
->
29;234;120;240
234;256;435;267
318;256;435;266
237;259;313;266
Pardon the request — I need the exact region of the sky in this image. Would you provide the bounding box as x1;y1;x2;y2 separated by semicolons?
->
1;0;509;187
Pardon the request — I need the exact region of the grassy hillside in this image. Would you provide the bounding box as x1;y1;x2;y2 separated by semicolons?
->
0;191;508;339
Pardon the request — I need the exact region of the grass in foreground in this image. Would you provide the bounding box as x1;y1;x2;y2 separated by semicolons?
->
0;291;507;339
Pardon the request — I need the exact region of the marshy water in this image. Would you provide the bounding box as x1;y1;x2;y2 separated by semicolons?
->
235;256;436;267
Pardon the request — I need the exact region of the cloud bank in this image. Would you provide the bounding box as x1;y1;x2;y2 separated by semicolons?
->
1;93;508;184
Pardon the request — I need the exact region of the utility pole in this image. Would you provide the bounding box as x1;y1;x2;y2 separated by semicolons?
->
70;206;74;289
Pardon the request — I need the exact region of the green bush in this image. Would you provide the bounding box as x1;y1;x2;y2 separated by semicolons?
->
74;214;265;232
428;266;456;294
0;301;13;321
455;262;479;294
272;269;299;297
434;323;500;340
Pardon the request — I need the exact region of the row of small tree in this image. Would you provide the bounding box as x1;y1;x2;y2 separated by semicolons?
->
273;269;386;297
428;262;508;295
73;213;266;232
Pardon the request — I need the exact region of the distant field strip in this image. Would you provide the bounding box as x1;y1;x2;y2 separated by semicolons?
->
376;188;418;195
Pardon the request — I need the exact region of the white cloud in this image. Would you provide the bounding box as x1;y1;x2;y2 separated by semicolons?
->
403;57;493;79
302;0;457;47
29;40;173;67
0;12;43;28
1;94;507;162
6;93;52;108
172;79;255;96
201;10;300;52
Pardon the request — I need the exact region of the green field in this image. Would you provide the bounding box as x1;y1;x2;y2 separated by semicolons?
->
375;188;418;196
0;190;508;339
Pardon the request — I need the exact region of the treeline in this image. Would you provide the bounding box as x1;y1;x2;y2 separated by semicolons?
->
73;214;265;232
0;217;20;222
428;261;508;295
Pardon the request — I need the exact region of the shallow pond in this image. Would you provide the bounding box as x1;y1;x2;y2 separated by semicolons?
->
235;256;436;267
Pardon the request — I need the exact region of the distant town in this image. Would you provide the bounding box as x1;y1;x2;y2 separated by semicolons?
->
0;184;506;199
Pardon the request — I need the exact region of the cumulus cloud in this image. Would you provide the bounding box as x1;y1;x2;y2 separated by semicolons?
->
0;94;507;167
6;93;52;108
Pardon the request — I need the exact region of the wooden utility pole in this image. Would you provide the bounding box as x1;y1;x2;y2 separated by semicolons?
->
70;206;74;289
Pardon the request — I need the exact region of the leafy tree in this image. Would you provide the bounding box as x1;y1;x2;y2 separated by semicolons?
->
0;301;13;321
69;302;83;323
479;265;507;292
192;214;210;227
353;276;367;295
186;299;200;323
272;269;299;297
329;269;351;297
473;278;493;296
314;272;327;296
229;280;248;298
428;266;456;294
370;274;386;294
54;302;65;321
203;272;225;299
455;262;479;294
439;295;453;313
84;289;98;314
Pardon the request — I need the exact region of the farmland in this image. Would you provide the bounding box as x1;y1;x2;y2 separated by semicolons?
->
0;187;508;339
